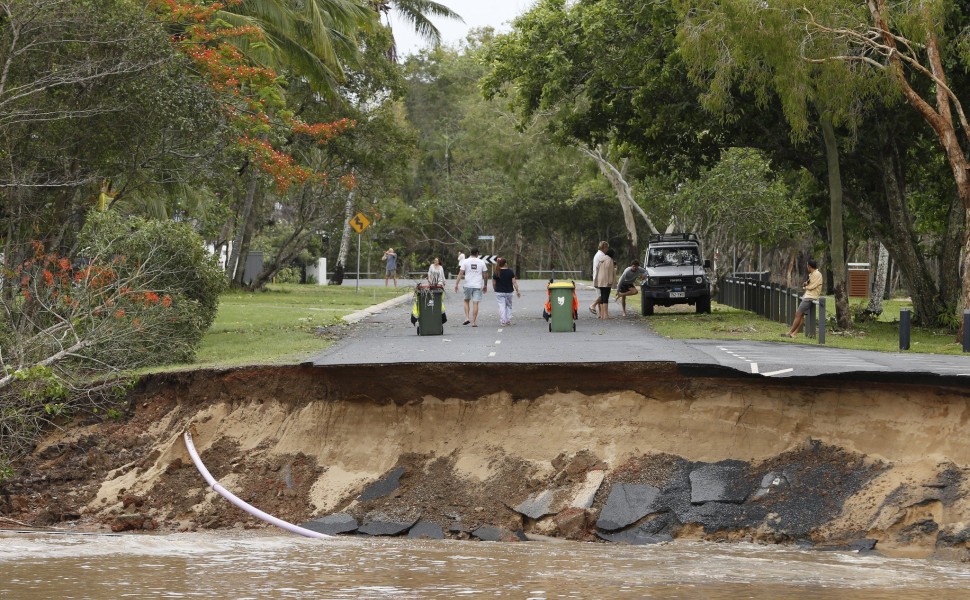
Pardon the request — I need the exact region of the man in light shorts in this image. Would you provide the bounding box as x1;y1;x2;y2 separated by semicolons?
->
454;247;488;327
382;247;398;288
783;259;822;338
615;259;647;316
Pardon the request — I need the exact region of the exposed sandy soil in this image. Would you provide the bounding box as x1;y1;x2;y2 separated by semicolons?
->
2;363;970;559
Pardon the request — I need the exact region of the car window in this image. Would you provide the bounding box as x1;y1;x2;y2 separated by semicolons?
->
647;247;699;267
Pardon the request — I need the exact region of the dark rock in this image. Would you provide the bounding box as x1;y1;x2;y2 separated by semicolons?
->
817;538;878;553
680;501;768;534
689;461;750;504
596;483;661;531
937;525;970;547
301;513;358;535
358;511;421;536
358;467;406;501
850;538;878;553
408;521;445;540
513;490;556;520
597;520;673;545
472;526;504;541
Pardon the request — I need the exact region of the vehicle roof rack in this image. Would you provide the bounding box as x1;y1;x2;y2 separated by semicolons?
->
648;233;699;243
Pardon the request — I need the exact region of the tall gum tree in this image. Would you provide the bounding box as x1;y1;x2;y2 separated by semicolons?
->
482;0;723;254
799;0;970;334
677;1;899;330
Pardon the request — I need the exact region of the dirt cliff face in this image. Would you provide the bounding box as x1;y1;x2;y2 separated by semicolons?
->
2;363;970;559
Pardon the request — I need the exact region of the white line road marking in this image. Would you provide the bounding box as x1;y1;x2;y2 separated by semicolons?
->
488;352;496;357
751;363;759;374
497;328;503;332
762;368;794;376
495;340;502;345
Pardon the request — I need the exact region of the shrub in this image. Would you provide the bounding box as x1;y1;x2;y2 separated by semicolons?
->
275;266;301;284
77;212;227;363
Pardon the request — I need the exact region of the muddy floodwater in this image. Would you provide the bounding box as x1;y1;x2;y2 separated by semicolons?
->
3;531;970;599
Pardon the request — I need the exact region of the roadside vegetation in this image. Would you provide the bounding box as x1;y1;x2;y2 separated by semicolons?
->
5;1;970;479
648;299;965;355
189;285;406;368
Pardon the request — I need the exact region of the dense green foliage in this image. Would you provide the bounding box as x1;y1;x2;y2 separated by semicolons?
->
78;212;228;362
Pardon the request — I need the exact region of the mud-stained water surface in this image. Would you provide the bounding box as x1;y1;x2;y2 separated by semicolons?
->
3;363;970;595
3;531;970;599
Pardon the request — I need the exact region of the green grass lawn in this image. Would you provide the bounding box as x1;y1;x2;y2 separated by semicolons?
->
645;296;966;355
182;283;407;369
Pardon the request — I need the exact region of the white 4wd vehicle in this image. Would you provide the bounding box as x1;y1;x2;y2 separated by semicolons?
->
641;233;712;315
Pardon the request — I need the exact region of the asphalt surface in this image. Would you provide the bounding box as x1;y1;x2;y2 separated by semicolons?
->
309;279;970;381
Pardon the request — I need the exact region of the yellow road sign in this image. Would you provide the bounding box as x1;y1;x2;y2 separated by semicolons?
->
349;212;371;234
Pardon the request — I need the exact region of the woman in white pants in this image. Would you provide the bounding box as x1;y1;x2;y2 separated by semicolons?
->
491;257;520;326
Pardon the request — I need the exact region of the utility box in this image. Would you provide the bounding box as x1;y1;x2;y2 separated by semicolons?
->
848;263;870;298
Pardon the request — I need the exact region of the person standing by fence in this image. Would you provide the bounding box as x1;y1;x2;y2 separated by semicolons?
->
783;259;822;338
492;257;520;326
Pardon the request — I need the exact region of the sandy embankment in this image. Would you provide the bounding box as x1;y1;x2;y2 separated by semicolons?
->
5;363;970;558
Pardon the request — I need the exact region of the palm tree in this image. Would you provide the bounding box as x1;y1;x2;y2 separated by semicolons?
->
373;0;464;60
219;0;378;96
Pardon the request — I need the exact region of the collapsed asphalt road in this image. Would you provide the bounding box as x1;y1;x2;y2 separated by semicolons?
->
310;279;970;382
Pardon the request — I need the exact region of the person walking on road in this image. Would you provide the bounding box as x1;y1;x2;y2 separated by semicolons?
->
783;259;823;338
492;257;520;326
589;241;609;315
456;251;466;280
427;257;445;285
382;248;398;288
455;247;488;327
594;248;616;319
615;259;647;316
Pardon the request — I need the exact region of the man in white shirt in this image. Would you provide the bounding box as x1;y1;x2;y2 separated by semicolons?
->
454;247;489;327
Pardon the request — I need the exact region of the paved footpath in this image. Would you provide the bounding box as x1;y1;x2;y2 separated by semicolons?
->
309;279;970;382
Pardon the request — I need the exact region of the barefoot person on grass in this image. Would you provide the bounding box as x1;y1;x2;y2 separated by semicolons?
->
783;259;823;338
615;259;647;316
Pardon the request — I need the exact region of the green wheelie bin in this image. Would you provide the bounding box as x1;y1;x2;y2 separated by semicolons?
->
415;283;444;336
547;281;576;332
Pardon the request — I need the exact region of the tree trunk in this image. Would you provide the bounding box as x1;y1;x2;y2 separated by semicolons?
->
820;115;851;329
577;145;660;257
845;140;945;325
940;189;964;317
868;1;970;334
227;173;258;283
866;243;889;314
336;190;355;272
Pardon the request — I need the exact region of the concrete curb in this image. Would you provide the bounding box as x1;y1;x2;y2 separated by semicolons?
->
342;292;412;324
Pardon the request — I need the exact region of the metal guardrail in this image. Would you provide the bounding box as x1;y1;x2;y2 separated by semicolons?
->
719;276;970;353
717;276;825;343
524;270;583;280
